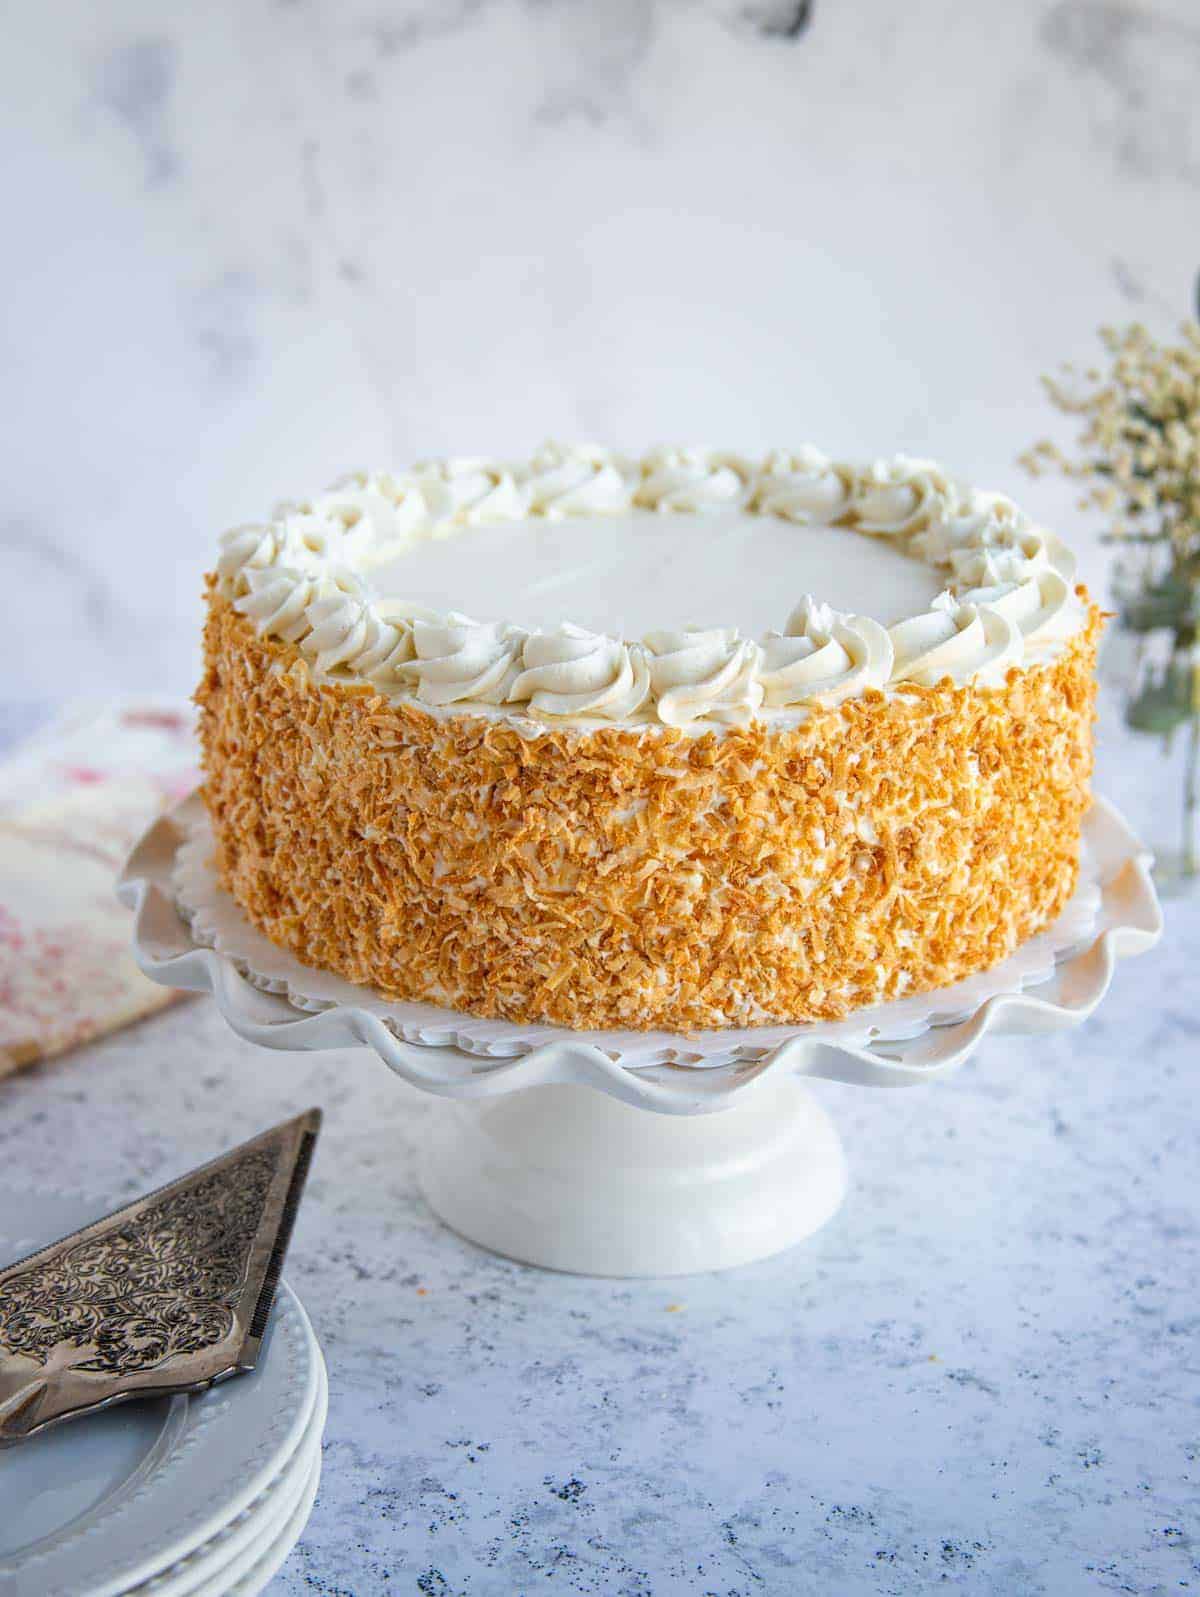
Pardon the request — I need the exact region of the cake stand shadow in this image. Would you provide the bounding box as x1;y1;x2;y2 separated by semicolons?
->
119;796;1162;1278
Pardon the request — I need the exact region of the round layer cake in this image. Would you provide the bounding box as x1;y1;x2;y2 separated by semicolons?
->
198;444;1099;1032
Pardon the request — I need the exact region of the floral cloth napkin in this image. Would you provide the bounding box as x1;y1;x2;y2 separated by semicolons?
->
0;701;199;1077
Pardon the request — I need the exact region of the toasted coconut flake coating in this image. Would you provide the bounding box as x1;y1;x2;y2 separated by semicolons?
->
197;585;1099;1032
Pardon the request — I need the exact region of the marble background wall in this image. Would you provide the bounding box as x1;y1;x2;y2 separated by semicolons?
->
2;0;1197;698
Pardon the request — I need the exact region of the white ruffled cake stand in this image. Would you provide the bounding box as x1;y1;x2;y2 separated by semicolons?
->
119;793;1161;1277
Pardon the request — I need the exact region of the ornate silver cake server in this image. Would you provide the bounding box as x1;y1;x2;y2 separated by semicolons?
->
0;1107;320;1446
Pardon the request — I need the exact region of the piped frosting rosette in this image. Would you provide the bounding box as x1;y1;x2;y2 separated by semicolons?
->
761;597;893;708
509;625;652;720
644;628;764;727
214;443;1087;729
888;593;1022;688
752;447;857;523
945;546;1081;651
634;447;754;512
519;441;639;518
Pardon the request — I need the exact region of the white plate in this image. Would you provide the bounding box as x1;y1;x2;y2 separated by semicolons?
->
130;1356;326;1597
226;1452;321;1597
189;1457;319;1597
0;1187;322;1597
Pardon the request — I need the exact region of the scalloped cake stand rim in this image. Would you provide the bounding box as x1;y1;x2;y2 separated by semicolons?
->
119;793;1162;1119
166;800;1110;1064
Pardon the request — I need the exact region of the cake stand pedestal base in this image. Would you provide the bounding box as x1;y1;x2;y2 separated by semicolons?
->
418;1076;847;1276
121;793;1161;1279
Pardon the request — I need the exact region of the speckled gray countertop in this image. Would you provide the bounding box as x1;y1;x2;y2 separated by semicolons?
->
0;703;1196;1597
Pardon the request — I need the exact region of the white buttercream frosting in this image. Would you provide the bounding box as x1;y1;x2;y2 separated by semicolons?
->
948;533;1050;591
304;581;407;677
315;473;430;559
519;442;637;518
275;510;365;571
510;624;651;720
852;457;956;536
913;490;1025;565
889;593;1023;688
218;524;282;587
752;447;855;524
213;443;1088;729
950;568;1080;648
645;628;764;726
635;448;753;512
414;458;529;531
235;565;327;644
398;616;527;706
354;616;417;682
759;597;894;708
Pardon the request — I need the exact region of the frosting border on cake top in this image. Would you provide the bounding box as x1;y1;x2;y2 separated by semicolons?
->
213;443;1087;731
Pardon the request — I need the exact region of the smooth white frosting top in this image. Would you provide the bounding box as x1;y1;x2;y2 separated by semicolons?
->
214;443;1087;731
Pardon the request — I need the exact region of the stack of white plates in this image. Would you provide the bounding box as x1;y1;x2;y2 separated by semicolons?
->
0;1188;327;1597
